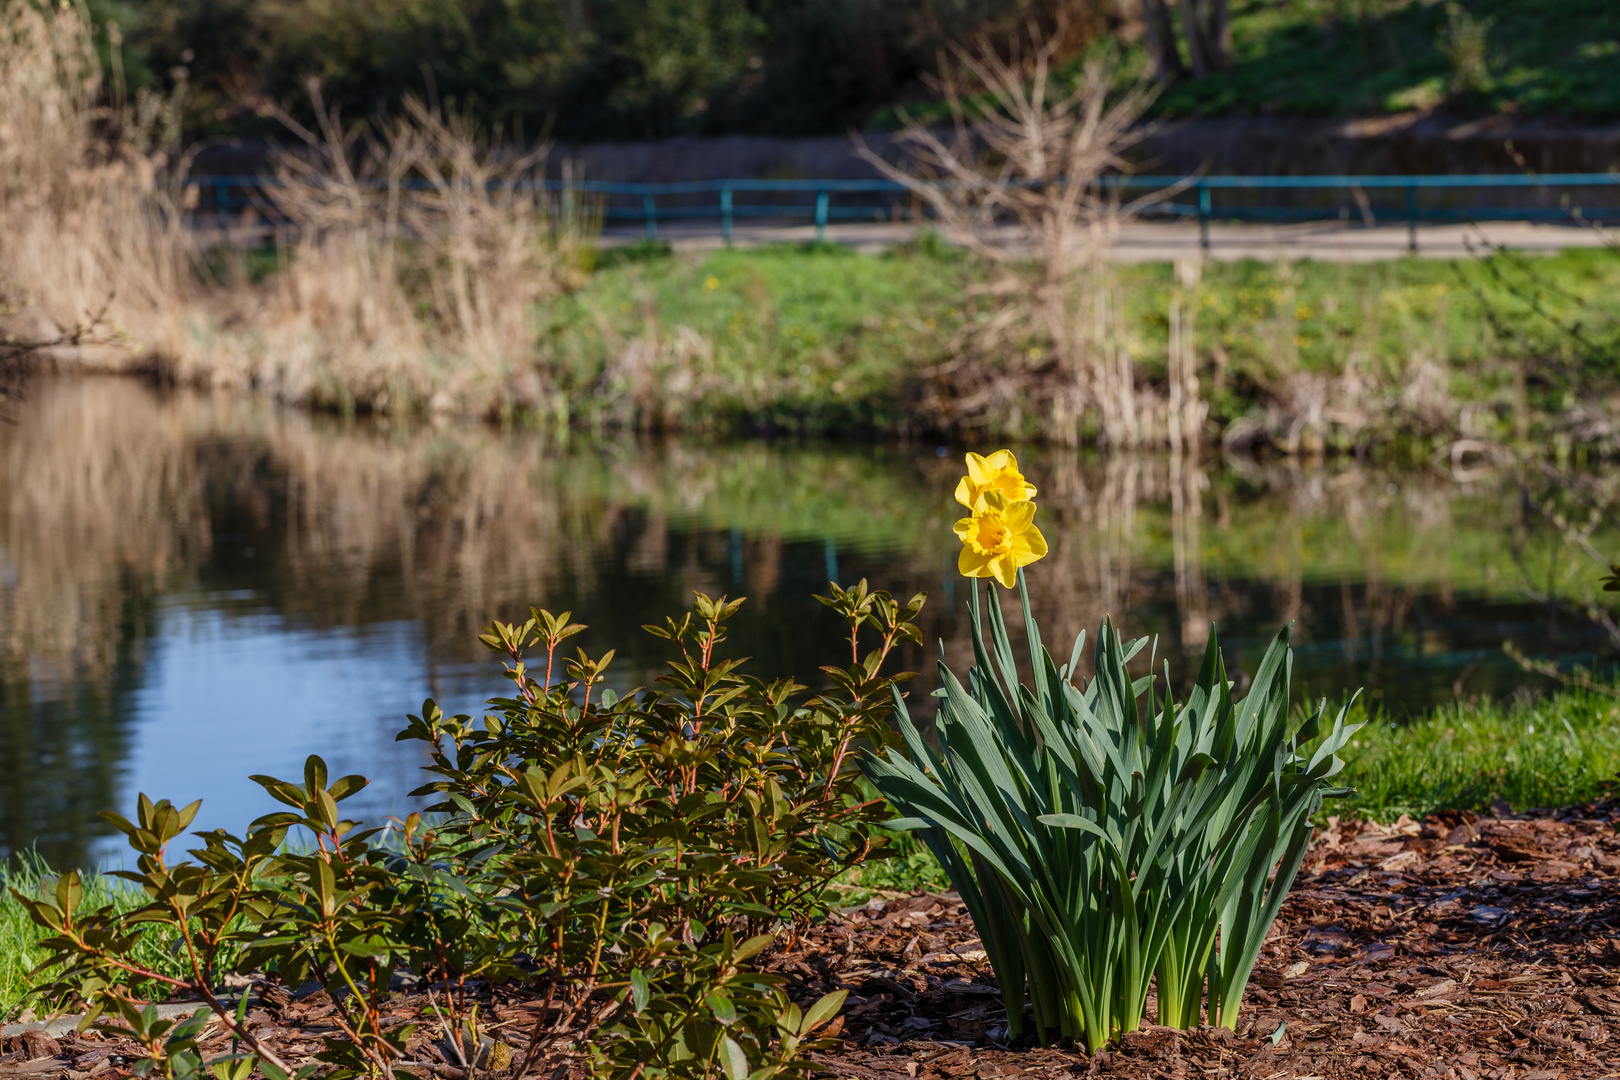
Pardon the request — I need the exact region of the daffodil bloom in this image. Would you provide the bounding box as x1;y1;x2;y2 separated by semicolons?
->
955;492;1048;588
954;449;1037;510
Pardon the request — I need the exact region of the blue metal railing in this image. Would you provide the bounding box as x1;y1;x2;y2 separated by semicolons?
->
184;172;1620;250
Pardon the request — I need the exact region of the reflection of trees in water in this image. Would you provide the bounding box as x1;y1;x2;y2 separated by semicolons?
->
1499;469;1620;656
4;376;1616;862
1;378;209;864
1002;452;1613;703
0;595;149;866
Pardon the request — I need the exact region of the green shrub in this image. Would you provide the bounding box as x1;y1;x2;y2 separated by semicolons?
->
863;577;1359;1051
12;583;924;1080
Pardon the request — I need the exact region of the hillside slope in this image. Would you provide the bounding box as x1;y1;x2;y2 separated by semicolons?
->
1144;0;1619;122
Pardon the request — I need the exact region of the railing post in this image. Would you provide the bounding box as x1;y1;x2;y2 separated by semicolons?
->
1407;184;1418;253
721;186;733;246
815;190;829;242
643;195;657;240
1197;182;1212;250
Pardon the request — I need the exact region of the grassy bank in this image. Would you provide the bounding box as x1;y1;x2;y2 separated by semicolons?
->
1342;684;1620;820
870;0;1620;128
10;679;1618;1018
546;241;1620;446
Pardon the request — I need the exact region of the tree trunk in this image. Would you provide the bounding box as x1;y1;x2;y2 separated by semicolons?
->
1212;0;1232;67
1138;0;1186;83
1178;0;1231;77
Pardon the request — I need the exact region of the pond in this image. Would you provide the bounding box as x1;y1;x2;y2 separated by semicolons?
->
2;376;1613;868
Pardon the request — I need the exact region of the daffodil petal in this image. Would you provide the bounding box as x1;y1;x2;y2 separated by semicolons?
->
954;452;1044;585
990;553;1018;589
959;546;994;577
1012;524;1048;564
1003;500;1036;529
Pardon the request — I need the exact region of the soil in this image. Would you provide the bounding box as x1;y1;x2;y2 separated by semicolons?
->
5;805;1619;1080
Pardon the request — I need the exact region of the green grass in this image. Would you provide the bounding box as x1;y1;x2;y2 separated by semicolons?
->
1;856;189;1023
863;1;1620;129
1340;683;1620;820
548;240;1620;440
1142;0;1620;122
546;237;974;432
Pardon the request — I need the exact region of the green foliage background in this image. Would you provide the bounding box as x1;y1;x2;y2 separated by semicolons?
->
82;0;1620;145
103;0;1086;141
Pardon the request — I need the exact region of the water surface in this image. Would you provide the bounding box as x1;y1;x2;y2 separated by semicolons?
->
2;377;1612;866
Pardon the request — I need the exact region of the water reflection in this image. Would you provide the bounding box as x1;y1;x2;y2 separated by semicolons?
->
2;377;1612;866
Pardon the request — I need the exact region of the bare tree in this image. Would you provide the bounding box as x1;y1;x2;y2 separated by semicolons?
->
854;22;1188;445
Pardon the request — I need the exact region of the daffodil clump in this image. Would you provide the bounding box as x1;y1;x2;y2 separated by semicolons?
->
863;448;1360;1051
952;450;1047;589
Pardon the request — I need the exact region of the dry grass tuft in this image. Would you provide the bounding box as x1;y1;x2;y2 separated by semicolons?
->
240;88;594;415
0;0;589;418
857;21;1181;447
0;0;197;372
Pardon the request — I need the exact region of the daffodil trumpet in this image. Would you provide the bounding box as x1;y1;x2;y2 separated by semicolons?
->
954;490;1048;589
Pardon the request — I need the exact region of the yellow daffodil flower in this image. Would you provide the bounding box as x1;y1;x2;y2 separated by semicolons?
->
954;492;1048;588
954;449;1037;510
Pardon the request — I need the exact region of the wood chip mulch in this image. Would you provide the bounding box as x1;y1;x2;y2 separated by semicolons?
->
772;804;1620;1080
4;805;1618;1080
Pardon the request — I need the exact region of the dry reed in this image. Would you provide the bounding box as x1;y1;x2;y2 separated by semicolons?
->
242;89;594;414
0;0;589;418
0;0;197;373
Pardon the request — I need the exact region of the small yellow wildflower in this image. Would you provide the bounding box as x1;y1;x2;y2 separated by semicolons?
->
704;276;720;290
954;449;1037;510
954;492;1047;588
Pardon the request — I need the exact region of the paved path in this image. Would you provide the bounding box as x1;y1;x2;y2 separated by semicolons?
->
601;218;1617;261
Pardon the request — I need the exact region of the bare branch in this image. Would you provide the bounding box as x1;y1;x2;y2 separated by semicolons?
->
854;24;1197;446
